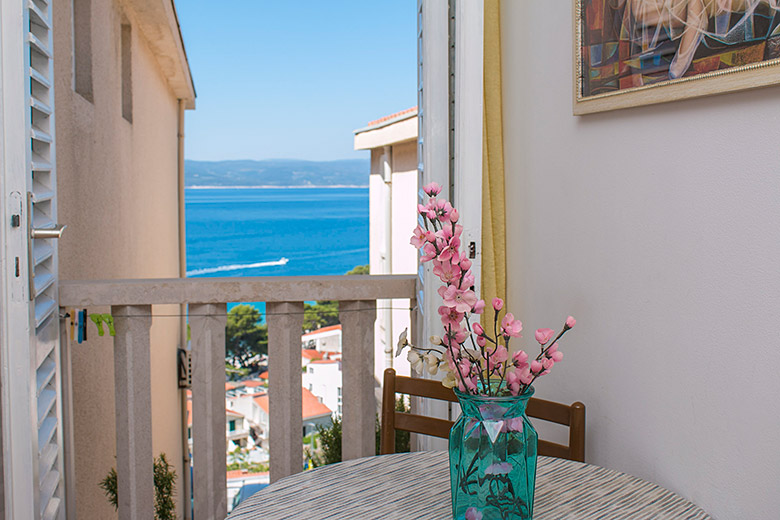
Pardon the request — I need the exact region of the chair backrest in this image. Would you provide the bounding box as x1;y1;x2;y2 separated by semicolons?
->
380;368;586;462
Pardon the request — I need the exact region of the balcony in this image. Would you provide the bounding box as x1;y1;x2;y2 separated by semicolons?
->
58;274;417;519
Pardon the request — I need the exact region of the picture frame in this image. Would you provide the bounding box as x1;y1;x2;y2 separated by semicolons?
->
573;0;780;115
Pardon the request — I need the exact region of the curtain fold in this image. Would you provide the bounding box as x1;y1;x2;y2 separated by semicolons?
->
481;0;507;307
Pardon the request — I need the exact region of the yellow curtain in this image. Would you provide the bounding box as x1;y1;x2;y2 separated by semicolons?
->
482;0;507;307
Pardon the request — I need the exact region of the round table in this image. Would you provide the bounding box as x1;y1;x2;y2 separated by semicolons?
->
227;451;711;519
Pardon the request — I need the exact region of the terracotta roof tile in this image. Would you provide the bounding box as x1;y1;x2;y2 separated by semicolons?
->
253;388;331;420
366;106;418;127
302;324;342;337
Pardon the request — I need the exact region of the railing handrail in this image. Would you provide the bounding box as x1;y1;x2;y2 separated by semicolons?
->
58;274;418;306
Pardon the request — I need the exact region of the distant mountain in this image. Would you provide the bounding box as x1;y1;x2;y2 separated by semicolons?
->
184;159;370;187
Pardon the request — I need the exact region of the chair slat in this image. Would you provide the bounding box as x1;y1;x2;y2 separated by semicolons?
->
395;375;460;403
527;397;573;425
537;440;570;460
395;413;453;439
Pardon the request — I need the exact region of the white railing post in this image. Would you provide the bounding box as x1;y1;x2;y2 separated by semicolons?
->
340;300;377;460
189;303;228;518
266;301;304;482
112;305;154;520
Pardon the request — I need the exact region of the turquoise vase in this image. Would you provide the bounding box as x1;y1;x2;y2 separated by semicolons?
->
449;387;538;520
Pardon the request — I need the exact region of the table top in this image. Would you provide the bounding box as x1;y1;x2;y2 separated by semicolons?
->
227;451;711;520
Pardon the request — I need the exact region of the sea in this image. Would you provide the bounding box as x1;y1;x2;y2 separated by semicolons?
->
185;187;369;319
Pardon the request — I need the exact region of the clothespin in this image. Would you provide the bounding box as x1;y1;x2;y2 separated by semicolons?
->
77;311;83;344
90;314;105;336
103;314;115;337
82;309;88;341
69;308;75;342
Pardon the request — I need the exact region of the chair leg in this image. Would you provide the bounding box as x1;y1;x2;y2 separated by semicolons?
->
380;369;397;455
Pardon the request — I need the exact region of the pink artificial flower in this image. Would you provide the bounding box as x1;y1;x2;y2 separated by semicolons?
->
465;508;483;520
443;324;468;346
449;208;460;223
551;350;563;362
436;234;461;263
410;226;434;248
472;322;484;336
492;298;504;311
417;203;436;220
518;367;533;385
432;260;462;285
530;360;543;374
457;272;476;291
542;357;554;370
420;243;438;263
546;342;564;362
427;198;452;222
565;316;576;329
535;328;555;345
501;313;523;338
459;255;472;272
471;299;486;315
442;286;478;314
439;305;465;329
506;368;522;395
476;335;487;347
487;345;508;371
512;350;529;368
423;182;442;197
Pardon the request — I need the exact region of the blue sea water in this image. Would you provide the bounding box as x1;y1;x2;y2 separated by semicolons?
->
185;187;369;318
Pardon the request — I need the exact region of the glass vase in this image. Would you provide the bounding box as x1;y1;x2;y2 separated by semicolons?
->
449;386;538;520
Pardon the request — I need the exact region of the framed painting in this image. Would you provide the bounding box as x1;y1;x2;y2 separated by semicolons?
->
574;0;780;114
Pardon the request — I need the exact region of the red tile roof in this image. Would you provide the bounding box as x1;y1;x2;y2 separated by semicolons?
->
226;469;269;480
302;324;342;337
309;359;338;365
253;388;331;420
301;349;324;361
242;380;265;388
366;106;418;127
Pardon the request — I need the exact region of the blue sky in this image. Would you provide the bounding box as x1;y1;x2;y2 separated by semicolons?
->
176;1;417;162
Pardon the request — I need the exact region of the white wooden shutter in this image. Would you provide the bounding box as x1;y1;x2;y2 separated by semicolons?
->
27;0;65;517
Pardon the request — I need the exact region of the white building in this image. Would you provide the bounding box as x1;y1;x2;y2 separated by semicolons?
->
301;324;342;353
302;360;343;418
354;108;419;383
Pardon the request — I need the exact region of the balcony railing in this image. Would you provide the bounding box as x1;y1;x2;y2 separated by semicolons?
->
58;274;417;520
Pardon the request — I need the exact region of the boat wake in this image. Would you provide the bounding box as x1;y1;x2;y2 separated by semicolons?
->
186;258;289;277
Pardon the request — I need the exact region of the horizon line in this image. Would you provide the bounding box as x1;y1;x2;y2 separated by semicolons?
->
184;157;368;163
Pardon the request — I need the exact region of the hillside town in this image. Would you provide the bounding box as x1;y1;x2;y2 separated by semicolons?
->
202;325;344;509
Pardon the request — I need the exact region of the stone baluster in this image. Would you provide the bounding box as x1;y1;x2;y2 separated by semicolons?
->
340;300;377;460
190;303;228;518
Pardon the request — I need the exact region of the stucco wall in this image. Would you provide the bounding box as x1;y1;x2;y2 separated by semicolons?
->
368;140;417;382
500;2;780;518
53;1;184;518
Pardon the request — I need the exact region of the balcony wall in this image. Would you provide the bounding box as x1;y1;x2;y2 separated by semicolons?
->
59;274;417;519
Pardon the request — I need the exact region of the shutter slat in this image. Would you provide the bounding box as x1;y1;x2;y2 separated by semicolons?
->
36;357;56;395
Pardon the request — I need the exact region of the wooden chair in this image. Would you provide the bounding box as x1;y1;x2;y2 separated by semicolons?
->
380;368;586;462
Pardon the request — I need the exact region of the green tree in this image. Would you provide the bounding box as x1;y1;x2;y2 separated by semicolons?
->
302;266;369;332
226;305;268;369
100;453;177;520
346;264;369;275
303;300;339;331
306;399;410;467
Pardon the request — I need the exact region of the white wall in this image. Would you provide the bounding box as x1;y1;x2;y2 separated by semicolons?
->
500;2;780;518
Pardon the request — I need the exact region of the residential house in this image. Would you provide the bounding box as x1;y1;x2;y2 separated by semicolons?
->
301;324;342;352
302;359;343;418
253;389;333;447
354;108;418;383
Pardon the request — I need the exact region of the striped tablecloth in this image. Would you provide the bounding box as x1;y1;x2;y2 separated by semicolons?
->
227;451;711;520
